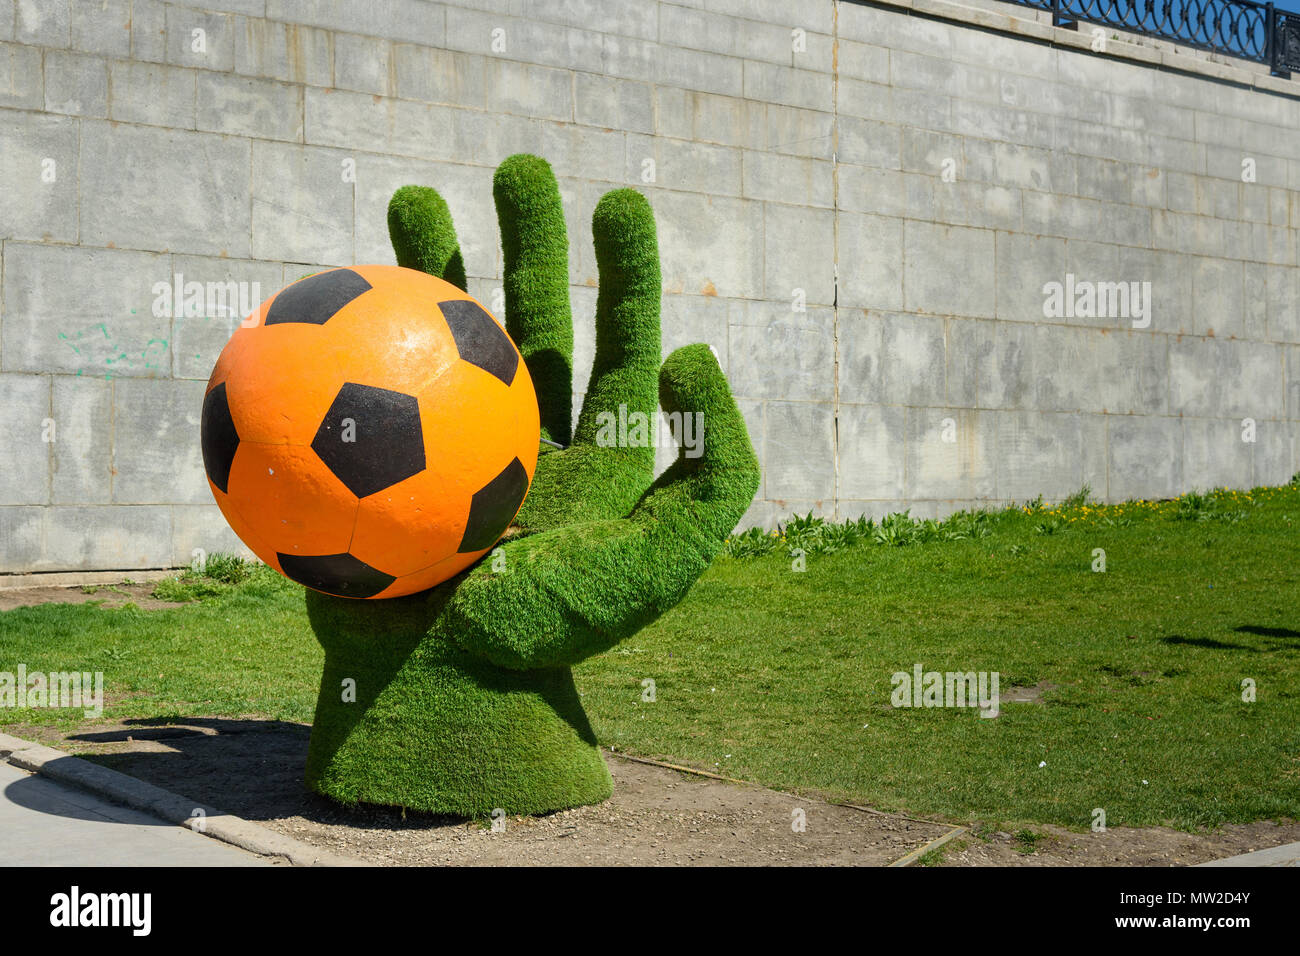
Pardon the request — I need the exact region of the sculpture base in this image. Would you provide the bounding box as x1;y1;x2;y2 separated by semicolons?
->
303;591;613;818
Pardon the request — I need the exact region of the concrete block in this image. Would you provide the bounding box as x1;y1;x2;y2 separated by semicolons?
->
16;0;68;46
836;309;884;406
901;127;961;178
1182;417;1252;491
1130;165;1164;208
836;78;893;125
1243;261;1267;341
628;135;741;196
1190;257;1244;338
575;72;653;134
904;221;995;317
0;41;43;110
880;311;947;408
993;410;1108;503
995;231;1065;323
1239;184;1269;225
932;182;1021;232
661;293;730;371
891;87;955;133
762;203;834;305
108;61;196;129
0;508;45;573
743;61;829;111
653;190;763;299
130;0;167;63
70;0;131;57
837;116;900;170
727;300;833;402
1145;134;1204;176
734;398;765;496
446;6;604;74
764;400;836;503
43;50;106;117
978;319;1036;410
352;155;495;272
1094;328;1168;416
2;243;171;378
954;101;1053;149
80;122;251;257
838;212;903;311
944;315;987;407
838;38;890;85
51;375;112;504
251;141;354;265
660;4;792;65
170;504;253;567
0;374;51;505
1124;247;1191;335
518;0;657;41
165;6;234;72
838;0;933;50
305;87;393;153
234;16;332;87
169;255;285;379
1108;415;1183;501
837;403;905;500
744;150;830;207
334;32;391;96
891;49;999;103
1169;338;1284;419
1031;325;1097;413
707;0;833;35
656;44;743;98
838;164;906;217
1207;144;1285;189
764;104;832;159
393;45;486;109
196;72;302;142
1073;156;1133;205
1289;346;1300;422
600;33;657;85
0;111;78;242
266;0;443;46
45;505;174;570
1249;418;1297;488
661;89;765;151
486;58;572;122
1268;265;1300;343
111;378;208;505
541;123;626;185
904;407;995;501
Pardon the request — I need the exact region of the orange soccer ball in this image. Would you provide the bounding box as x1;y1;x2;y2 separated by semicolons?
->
200;265;539;599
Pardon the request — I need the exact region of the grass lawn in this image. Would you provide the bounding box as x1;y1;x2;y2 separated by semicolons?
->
2;484;1298;831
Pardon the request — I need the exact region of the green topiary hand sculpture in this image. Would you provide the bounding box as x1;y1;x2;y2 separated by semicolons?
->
303;154;760;817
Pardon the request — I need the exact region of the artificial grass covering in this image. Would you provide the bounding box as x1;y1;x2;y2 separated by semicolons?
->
296;155;759;815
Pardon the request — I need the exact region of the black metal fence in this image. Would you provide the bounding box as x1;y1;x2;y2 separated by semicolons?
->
1000;0;1300;74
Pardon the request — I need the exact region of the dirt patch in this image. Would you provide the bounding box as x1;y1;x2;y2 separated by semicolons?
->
933;819;1300;866
0;583;185;612
9;717;1297;867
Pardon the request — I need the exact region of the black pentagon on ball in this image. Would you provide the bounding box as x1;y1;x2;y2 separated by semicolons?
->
200;382;240;494
277;551;396;599
458;457;529;553
265;268;373;326
439;299;519;386
311;383;426;499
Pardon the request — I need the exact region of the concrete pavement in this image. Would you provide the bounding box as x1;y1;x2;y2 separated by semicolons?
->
0;762;271;866
1198;842;1300;867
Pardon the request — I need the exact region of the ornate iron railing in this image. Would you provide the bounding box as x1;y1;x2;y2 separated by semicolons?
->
1001;0;1300;74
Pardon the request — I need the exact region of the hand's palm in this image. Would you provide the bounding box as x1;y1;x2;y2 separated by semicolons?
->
386;155;759;670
